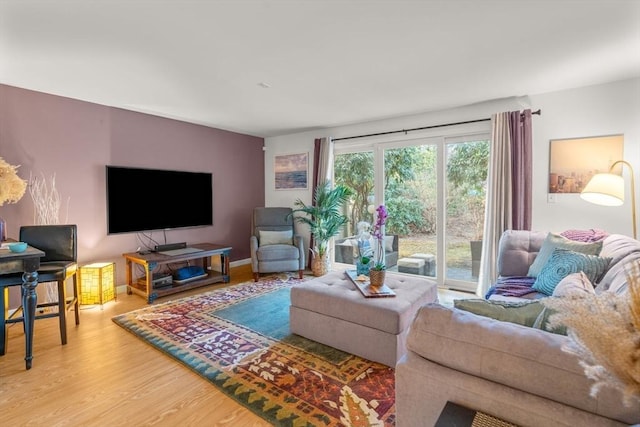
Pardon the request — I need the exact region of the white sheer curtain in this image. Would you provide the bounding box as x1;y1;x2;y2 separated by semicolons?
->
315;137;334;185
478;112;512;296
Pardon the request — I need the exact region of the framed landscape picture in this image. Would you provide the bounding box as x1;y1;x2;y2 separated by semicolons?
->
548;134;624;193
275;152;308;190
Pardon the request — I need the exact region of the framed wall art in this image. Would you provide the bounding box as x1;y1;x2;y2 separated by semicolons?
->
548;134;624;193
275;152;308;190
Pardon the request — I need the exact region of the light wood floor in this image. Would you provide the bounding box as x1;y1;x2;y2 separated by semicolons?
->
0;264;473;426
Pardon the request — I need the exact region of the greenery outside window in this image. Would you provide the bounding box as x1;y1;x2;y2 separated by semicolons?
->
333;128;489;292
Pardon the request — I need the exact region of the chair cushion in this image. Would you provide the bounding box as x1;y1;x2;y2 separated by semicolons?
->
38;262;78;281
259;229;293;246
0;261;77;285
256;244;300;262
384;235;394;252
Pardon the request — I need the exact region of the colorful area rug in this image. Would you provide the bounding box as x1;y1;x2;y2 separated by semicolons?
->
112;275;395;426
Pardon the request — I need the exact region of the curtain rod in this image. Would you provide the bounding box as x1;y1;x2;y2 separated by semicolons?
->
333;109;541;142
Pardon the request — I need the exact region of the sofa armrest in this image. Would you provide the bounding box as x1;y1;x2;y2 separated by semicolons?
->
250;235;259;272
293;234;306;270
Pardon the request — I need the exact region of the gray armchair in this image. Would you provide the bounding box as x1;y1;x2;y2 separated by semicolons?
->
250;207;305;281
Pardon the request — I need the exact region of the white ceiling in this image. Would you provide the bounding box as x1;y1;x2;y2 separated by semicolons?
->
1;1;639;138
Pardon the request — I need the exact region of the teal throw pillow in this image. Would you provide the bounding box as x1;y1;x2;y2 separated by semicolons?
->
453;299;545;327
532;248;610;296
527;232;603;278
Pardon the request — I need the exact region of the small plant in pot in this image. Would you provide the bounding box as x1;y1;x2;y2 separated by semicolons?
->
290;180;353;276
369;262;386;287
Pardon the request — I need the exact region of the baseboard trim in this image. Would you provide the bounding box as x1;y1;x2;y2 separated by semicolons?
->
230;258;250;267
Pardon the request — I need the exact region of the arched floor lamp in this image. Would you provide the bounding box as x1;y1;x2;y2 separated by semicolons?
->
580;160;636;239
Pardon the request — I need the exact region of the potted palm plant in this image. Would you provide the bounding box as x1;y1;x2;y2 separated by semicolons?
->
291;180;353;276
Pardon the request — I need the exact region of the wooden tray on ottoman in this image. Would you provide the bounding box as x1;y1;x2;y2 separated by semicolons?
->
345;269;396;298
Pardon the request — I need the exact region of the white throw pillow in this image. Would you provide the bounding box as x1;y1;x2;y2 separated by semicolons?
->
259;230;293;246
385;235;394;252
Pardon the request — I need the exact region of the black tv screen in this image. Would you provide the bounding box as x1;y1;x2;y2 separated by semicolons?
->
106;166;213;234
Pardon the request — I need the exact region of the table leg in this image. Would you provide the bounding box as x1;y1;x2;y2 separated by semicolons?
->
125;258;133;295
222;251;230;283
145;263;156;304
21;269;39;370
1;287;8;356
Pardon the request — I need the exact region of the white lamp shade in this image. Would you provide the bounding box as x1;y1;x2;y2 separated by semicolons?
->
580;173;624;206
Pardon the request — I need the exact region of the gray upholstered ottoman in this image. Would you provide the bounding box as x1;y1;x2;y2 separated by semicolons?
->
290;270;438;367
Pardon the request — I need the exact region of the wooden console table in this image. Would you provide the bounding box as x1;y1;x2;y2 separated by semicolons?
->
123;243;231;303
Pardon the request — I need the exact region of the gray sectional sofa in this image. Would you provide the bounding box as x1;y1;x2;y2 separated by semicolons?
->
396;230;640;427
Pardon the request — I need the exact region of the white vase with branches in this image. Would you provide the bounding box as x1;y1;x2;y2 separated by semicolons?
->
29;172;70;303
29;172;70;225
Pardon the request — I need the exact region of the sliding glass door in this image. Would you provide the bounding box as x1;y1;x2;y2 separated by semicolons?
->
333;131;489;292
382;143;437;277
444;137;490;291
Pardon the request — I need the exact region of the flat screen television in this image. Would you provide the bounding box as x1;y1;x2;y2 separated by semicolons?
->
106;166;213;234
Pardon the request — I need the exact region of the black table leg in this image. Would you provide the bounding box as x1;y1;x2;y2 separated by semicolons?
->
0;287;7;356
21;268;39;370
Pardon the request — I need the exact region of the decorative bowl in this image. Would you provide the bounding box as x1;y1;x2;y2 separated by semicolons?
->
8;242;28;253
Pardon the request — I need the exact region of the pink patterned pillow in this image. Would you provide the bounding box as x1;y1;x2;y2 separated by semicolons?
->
560;229;609;243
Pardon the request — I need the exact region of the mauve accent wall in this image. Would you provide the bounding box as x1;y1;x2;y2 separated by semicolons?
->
0;84;264;287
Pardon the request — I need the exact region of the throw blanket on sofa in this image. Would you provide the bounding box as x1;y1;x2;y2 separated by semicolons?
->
560;228;609;242
485;276;537;298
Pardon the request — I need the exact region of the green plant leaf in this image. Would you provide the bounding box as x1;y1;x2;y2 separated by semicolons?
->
290;180;353;253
